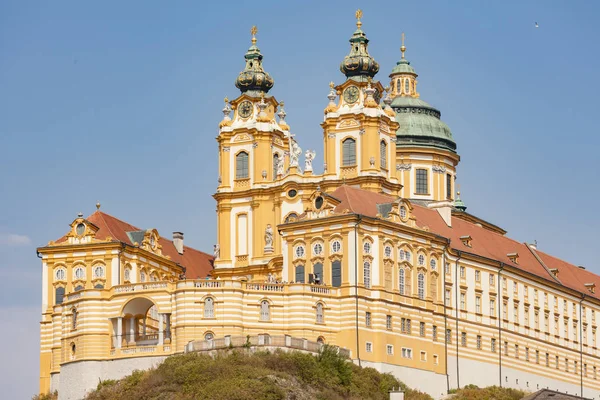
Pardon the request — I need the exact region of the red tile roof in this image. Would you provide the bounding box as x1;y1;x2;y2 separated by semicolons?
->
56;211;213;279
330;185;597;300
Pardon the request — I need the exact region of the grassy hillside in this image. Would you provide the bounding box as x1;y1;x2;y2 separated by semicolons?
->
446;384;528;400
82;346;433;400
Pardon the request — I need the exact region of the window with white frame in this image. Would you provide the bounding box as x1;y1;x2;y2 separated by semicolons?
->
366;342;372;352
417;273;425;300
93;265;104;279
460;292;466;310
313;243;323;256
384;245;392;258
342;138;356;166
430;259;437;270
475;270;480;282
398;269;405;295
476;335;482;349
363;261;371;289
400;206;407;219
386;315;392;330
461;332;467;347
204;332;214;341
71;308;78;330
490;298;496;316
432;325;438;341
380;141;387;169
459;266;465;278
74;267;85;280
445;289;451;306
316;303;324;323
386;344;393;355
331;240;341;253
420;322;425;337
124;268;131;282
204;298;214;318
236;151;249;179
418;254;425;266
55;268;66;281
295;245;305;258
489;273;495;286
476;296;481;313
402;348;412;358
365;311;372;327
363;242;372;254
140;271;146;283
260;300;270;321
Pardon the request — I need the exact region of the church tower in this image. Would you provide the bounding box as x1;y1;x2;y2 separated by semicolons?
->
389;35;460;202
321;10;400;194
213;27;293;274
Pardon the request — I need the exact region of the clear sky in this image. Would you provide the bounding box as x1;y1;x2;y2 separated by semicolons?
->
1;1;599;398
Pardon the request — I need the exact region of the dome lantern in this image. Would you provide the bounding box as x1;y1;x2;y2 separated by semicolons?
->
339;10;380;81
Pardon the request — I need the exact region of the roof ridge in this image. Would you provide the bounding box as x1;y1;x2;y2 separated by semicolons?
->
526;243;562;285
95;210;141;231
343;186;356;213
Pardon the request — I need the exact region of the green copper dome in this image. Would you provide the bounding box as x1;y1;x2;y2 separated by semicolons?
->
235;27;274;94
340;12;379;80
392;96;456;152
391;59;416;75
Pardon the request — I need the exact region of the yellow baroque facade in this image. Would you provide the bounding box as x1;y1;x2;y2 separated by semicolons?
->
38;13;600;400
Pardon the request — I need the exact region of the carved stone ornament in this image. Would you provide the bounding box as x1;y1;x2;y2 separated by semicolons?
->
396;163;412;171
223;146;231;152
369;156;375;166
304;150;316;172
289;140;302;168
359;128;366;135
264;224;274;253
327;133;336;139
432;165;446;174
213;244;220;259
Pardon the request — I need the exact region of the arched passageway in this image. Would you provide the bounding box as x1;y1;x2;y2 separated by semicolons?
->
111;297;171;349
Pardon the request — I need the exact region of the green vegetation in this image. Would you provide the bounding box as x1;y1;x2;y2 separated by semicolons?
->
32;391;58;400
447;385;528;400
84;346;432;400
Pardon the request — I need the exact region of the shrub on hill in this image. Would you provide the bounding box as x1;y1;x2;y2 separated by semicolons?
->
447;384;528;400
84;346;432;400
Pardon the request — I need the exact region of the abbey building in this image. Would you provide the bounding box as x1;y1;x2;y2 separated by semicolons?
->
38;11;600;400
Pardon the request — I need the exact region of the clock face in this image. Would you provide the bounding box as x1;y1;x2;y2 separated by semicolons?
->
238;101;253;118
343;86;359;104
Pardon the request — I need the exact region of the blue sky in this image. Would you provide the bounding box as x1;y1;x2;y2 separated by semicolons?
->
1;1;599;397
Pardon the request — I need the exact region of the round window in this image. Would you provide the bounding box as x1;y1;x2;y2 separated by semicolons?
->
93;266;104;278
55;269;65;281
295;246;305;258
288;189;297;198
332;241;341;253
313;243;323;256
76;223;85;236
315;196;324;210
74;267;85;280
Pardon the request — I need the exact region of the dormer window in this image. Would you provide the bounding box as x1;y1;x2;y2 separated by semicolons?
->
315;196;324;210
400;205;407;220
76;223;85;236
549;268;559;277
585;283;596;294
507;252;519;264
460;235;472;247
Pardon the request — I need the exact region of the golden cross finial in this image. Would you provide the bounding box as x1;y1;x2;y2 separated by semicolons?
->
279;101;284;108
355;9;363;28
224;96;229;104
401;32;406;59
250;26;258;44
329;81;335;89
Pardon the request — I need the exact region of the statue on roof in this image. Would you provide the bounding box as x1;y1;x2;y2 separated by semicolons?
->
289;140;302;168
304;150;316;172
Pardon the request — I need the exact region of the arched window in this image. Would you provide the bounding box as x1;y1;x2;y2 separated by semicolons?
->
405;78;410;94
260;300;270;321
55;287;65;305
236;151;249;179
363;261;371;289
380;141;387;169
295;265;305;283
399;269;405;295
363;242;372;254
430;259;437;270
55;268;65;281
418;273;425;300
313;263;323;284
396;79;401;93
342;138;356;166
331;260;341;287
93;265;104;279
331;240;341;253
316;303;324;323
285;213;298;223
273;153;279;178
418;254;425;266
204;297;214;318
74;267;85;280
317;336;325;344
72;308;78;330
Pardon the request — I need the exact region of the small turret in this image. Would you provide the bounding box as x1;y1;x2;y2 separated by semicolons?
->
339;10;379;81
235;26;274;95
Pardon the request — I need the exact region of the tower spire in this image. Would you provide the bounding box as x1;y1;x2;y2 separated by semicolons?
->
340;9;379;80
401;33;406;59
235;25;274;95
355;9;363;29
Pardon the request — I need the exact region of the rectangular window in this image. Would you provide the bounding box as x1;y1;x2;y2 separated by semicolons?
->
342;138;356;166
446;329;452;344
461;332;467;347
416;169;428;194
445;289;452;307
594;366;597;379
475;270;480;282
504;341;508;356
387;344;394;355
366;342;372;352
503;301;508;320
584;363;588;377
513;282;518;293
460;266;465;278
503;277;507;290
489;273;495;286
515;344;519;359
331;260;342;287
460;292;466;310
566;358;569;372
446;173;452;199
420;322;426;337
365;312;371;327
235;152;249;179
546;353;549;367
476;335;482;350
407;319;411;334
556;355;559;369
476;296;481;314
380;141;387;169
433;354;439;365
445;263;450;275
575;360;578;375
535;350;539;364
514;303;519;321
535;311;539;329
420;351;427;362
386;315;392;330
432;325;438;341
490;299;496;317
491;338;496;352
525;347;530;361
401;348;412;359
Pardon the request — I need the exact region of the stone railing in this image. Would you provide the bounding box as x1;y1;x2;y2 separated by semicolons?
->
185;334;350;359
113;282;169;293
246;283;285;292
193;280;224;288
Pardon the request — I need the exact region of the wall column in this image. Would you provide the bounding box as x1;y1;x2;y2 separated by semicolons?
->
158;313;164;345
128;317;136;344
165;314;171;340
116;317;123;349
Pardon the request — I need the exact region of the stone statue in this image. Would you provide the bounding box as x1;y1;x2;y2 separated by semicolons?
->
277;156;285;176
304;150;316;172
289;140;302;168
264;224;274;249
213;244;220;260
